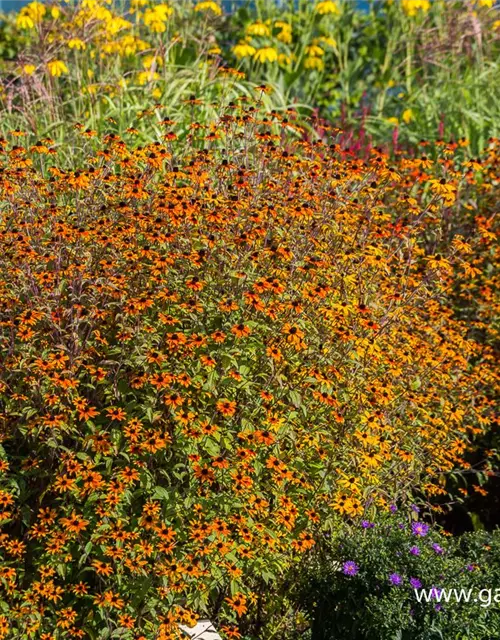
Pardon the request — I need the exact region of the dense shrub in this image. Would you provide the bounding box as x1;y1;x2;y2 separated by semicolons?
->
0;103;497;638
297;513;500;640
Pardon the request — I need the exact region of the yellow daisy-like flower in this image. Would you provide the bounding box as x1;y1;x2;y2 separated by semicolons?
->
477;0;493;6
194;1;222;15
232;41;256;59
22;64;36;75
316;1;340;15
246;21;270;37
47;60;69;77
275;21;292;44
277;28;292;44
304;56;325;71
319;36;337;48
253;46;278;64
25;1;46;20
142;55;163;70
278;53;292;66
143;4;173;32
137;70;160;85
68;38;86;50
16;14;35;29
305;43;325;57
402;108;413;124
401;0;431;17
51;6;60;19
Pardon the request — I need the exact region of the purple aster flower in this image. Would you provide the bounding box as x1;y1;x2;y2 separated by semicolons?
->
410;545;420;556
466;564;475;572
361;520;374;529
411;522;429;537
429;587;442;600
390;504;398;513
343;561;359;576
410;577;422;589
435;604;442;612
432;543;444;555
411;504;420;513
389;573;403;586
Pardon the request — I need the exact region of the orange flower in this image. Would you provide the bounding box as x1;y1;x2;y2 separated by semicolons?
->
106;407;127;421
226;593;247;616
231;323;251;338
216;399;237;416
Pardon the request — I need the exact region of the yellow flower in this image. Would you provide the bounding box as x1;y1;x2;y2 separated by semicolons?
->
305;43;325;57
494;20;500;30
137;70;160;85
319;36;337;48
51;6;60;19
68;38;86;50
401;0;431;17
386;117;399;126
143;4;173;32
278;53;292;66
232;41;256;59
25;1;46;20
402;108;413;124
253;47;278;64
194;1;222;15
208;45;222;55
142;54;163;70
277;28;292;44
16;14;35;29
477;0;493;6
152;87;162;99
275;21;292;44
246;21;270;37
47;60;69;77
105;16;133;36
23;64;36;75
316;1;340;15
304;56;325;70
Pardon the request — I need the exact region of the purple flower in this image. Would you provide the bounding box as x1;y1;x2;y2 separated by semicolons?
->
411;504;420;513
410;545;420;556
466;564;475;572
343;561;359;576
390;504;398;513
435;604;442;612
389;573;403;586
361;520;374;529
410;577;422;589
432;543;444;555
429;587;442;600
411;522;429;537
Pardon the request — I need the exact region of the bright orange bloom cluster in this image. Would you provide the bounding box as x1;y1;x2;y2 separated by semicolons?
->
0;102;498;637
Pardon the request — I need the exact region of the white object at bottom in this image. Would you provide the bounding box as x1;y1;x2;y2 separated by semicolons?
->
178;619;222;640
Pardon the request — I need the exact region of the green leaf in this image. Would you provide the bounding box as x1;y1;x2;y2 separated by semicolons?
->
152;486;170;501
